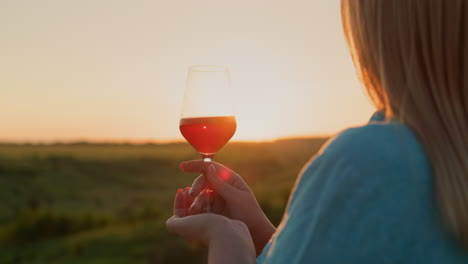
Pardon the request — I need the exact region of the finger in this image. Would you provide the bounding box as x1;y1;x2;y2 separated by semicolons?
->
189;174;205;197
205;189;215;213
173;189;186;217
206;164;239;199
188;193;202;215
180;160;231;173
184;187;194;210
182;161;248;193
180;160;209;173
211;193;225;214
188;190;208;215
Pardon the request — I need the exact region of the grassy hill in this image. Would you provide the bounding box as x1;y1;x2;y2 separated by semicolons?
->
0;138;327;264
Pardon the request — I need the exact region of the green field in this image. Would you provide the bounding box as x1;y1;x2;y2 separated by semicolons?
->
0;138;327;264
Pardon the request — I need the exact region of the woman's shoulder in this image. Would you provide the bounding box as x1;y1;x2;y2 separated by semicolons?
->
316;118;432;181
261;116;467;264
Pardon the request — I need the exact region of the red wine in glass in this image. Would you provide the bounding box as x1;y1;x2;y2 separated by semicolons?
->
179;65;236;212
180;116;236;160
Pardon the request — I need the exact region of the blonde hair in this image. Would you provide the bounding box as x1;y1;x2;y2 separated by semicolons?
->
341;0;468;249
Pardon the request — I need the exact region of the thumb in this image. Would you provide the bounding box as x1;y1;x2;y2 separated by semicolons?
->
173;189;187;217
206;164;238;199
166;215;182;235
166;216;196;241
166;214;214;247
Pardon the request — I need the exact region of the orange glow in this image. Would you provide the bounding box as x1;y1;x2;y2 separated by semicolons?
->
219;167;232;182
0;1;375;143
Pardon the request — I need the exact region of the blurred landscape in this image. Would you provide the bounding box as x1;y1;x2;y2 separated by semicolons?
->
0;138;327;264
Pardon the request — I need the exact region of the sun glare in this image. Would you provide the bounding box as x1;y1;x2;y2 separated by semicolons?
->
0;0;376;143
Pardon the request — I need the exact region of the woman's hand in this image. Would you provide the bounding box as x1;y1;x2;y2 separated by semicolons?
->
166;189;256;264
180;161;276;255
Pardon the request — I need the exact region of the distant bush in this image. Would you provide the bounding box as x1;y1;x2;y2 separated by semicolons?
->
116;205;162;223
258;199;286;226
1;209;109;245
0;140;325;263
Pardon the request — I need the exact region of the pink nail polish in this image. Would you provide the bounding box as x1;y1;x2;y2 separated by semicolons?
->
189;203;195;212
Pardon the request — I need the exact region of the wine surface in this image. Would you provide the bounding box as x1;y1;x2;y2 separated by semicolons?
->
179;116;236;158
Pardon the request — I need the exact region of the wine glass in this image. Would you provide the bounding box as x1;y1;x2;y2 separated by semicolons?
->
179;65;237;212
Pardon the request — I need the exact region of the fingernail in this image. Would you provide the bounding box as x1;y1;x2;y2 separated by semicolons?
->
177;188;183;193
185;187;191;192
208;164;216;174
189;202;196;212
179;163;185;170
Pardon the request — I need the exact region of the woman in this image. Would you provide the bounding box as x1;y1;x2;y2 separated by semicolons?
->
166;1;468;263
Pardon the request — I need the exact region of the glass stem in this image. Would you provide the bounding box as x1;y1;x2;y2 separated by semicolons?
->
203;157;212;213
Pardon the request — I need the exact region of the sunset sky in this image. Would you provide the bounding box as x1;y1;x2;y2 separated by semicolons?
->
1;0;374;143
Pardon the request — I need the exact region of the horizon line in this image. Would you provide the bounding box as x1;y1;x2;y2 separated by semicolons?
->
0;135;331;145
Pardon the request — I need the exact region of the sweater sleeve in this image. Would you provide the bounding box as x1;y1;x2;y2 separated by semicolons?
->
258;126;461;264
